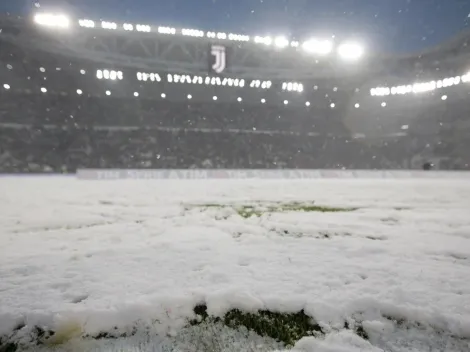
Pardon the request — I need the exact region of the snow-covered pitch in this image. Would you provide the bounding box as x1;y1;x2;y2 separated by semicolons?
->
1;177;470;351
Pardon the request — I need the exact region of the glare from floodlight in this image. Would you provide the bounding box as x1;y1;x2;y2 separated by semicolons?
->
80;69;86;75
188;94;192;99
337;42;364;61
40;87;47;93
274;36;289;48
105;90;111;96
330;103;335;108
34;13;70;28
355;103;360;108
134;92;139;97
76;89;82;95
381;102;387;107
161;93;166;98
261;98;266;104
305;101;310;106
3;84;10;90
237;97;242;102
302;39;333;55
441;95;447;100
283;100;289;105
213;96;218;101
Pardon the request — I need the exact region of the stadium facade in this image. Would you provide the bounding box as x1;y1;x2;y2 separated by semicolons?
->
0;13;469;172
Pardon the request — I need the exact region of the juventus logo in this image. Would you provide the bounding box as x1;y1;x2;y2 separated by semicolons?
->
211;45;227;74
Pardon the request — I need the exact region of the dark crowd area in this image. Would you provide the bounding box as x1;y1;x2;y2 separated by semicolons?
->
0;93;469;172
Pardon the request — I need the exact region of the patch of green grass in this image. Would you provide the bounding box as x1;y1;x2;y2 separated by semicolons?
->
191;202;357;219
191;305;322;347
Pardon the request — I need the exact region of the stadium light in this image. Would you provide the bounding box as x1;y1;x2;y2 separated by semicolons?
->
3;84;10;90
237;97;242;102
441;95;448;100
330;103;335;108
337;41;364;61
78;19;95;28
213;96;218;101
305;101;310;107
381;102;387;107
134;92;139;97
302;39;333;55
188;94;192;99
274;36;289;49
355;103;360;108
34;13;70;28
283;100;289;105
105;90;111;96
161;93;166;98
40;87;47;93
80;69;86;75
261;98;266;104
76;89;82;95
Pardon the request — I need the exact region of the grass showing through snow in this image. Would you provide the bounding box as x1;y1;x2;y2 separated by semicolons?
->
189;202;357;218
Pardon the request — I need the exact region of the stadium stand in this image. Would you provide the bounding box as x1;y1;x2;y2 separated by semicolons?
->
0;13;469;172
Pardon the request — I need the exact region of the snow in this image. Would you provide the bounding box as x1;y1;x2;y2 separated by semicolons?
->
1;177;470;351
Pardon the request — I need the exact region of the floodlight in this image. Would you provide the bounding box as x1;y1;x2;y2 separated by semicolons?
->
274;36;289;48
337;42;364;61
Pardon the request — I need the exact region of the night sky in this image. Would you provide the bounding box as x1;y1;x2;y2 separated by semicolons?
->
2;0;470;54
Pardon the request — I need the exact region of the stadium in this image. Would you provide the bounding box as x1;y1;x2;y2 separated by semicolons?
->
1;10;470;352
0;12;469;172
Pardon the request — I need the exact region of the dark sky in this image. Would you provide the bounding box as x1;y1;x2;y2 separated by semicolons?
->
2;0;470;54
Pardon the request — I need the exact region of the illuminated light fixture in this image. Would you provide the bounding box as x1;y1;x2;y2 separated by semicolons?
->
291;41;299;47
305;101;310;106
337;41;364;61
302;39;333;55
123;23;134;31
237;97;242;102
330;103;335;108
101;21;117;30
274;36;289;48
158;26;176;34
187;94;192;99
136;24;151;32
213;96;218;101
76;89;83;95
80;69;86;75
40;87;47;93
239;79;245;88
39;67;46;73
283;100;289;105
355;103;360;108
182;28;204;37
261;98;266;104
34;13;70;28
161;93;166;98
110;71;117;80
78;19;95;28
105;90;111;96
217;32;227;39
134;92;139;97
3;84;10;90
103;70;110;79
441;95;448;100
254;36;272;45
381;102;387;107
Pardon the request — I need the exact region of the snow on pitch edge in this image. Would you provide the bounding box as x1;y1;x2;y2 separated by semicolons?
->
1;178;470;351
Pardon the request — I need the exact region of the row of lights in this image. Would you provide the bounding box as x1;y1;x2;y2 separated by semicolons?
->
96;69;123;80
371;73;470;97
34;13;364;61
3;83;451;106
282;82;304;93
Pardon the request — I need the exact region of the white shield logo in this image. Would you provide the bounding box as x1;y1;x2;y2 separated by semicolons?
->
211;45;226;74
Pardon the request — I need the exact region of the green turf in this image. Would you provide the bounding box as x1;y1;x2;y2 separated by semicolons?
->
190;202;357;218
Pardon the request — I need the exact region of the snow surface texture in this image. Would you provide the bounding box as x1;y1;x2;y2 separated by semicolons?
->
1;177;470;351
